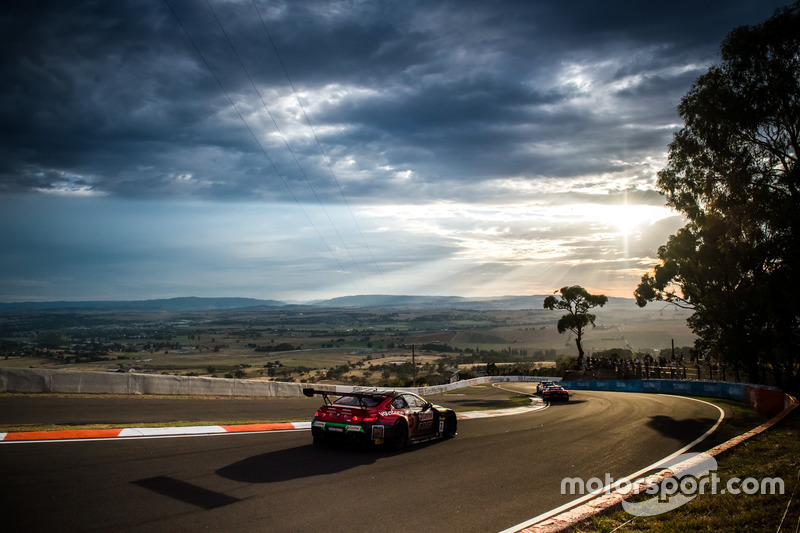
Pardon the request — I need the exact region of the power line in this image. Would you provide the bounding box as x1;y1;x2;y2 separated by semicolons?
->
162;0;358;289
250;0;386;284
204;0;371;288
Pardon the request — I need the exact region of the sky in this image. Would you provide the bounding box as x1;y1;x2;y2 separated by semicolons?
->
0;0;791;302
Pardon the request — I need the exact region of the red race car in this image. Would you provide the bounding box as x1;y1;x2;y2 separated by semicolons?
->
541;384;570;402
303;388;457;450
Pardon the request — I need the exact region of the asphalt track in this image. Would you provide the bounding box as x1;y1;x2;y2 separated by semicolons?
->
0;385;725;532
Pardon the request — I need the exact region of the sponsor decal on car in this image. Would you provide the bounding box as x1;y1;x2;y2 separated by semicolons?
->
379;409;409;417
320;421;365;433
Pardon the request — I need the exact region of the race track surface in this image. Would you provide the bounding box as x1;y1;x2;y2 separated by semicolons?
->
0;386;723;532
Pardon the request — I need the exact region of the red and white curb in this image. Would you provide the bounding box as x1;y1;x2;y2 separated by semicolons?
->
457;403;547;419
0;421;311;443
455;383;549;419
0;406;543;441
0;390;548;443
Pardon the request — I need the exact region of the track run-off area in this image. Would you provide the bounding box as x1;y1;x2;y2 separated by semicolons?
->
0;384;730;532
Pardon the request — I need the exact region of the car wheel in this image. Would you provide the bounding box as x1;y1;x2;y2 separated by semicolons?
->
443;412;457;438
389;419;408;450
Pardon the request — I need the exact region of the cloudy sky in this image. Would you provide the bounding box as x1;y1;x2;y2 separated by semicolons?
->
0;0;790;302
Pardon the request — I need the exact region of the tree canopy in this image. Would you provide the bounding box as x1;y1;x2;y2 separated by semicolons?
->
635;3;800;392
544;285;608;368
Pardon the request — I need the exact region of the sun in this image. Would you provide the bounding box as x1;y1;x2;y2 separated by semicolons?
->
588;204;674;236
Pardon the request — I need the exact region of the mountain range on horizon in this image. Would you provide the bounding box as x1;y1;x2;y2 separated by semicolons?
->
0;294;652;312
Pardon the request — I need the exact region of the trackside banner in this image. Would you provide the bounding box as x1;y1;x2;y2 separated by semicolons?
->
559;379;749;402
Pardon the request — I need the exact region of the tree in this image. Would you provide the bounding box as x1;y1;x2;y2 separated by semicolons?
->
635;3;800;392
543;286;608;368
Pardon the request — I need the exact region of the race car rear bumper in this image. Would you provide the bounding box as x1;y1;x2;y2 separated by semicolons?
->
311;420;386;444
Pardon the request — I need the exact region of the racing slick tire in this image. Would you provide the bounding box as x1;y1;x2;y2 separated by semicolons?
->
443;411;457;438
389;419;408;450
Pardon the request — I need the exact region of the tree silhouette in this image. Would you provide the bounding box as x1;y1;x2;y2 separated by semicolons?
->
635;3;800;392
544;286;607;369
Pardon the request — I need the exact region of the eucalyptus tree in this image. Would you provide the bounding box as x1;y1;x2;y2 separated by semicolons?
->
544;285;608;369
635;3;800;392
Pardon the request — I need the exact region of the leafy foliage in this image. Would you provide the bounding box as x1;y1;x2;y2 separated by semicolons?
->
636;3;800;392
543;285;608;367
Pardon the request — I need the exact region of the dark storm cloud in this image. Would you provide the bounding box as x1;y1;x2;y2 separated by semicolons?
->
1;0;790;202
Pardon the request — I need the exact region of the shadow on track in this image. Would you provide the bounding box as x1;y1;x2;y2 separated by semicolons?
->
216;444;384;483
646;414;718;443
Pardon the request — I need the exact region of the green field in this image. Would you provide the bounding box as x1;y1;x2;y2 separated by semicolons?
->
0;305;695;385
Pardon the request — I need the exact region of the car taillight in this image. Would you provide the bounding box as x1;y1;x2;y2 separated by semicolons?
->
315;411;326;418
348;414;377;422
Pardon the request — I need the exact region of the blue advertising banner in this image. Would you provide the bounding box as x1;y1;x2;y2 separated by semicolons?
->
560;379;748;402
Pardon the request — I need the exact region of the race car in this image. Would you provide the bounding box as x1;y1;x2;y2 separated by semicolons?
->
540;384;570;402
303;388;457;450
536;380;556;394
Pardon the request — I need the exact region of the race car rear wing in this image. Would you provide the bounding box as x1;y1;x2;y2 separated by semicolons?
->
302;387;388;407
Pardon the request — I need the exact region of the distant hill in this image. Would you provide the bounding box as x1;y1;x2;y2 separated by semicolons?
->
313;294;642;311
0;294;647;312
315;294;470;308
0;297;285;312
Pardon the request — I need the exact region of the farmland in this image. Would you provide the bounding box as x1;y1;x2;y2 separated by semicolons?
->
0;297;695;386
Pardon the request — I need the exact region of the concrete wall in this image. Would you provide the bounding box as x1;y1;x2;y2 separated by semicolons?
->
0;369;789;415
0;368;555;398
0;368;321;397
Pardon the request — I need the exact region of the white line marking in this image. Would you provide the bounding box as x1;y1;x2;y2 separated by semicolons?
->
118;425;227;437
497;394;725;533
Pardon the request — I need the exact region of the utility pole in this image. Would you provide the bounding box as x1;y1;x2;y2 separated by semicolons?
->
412;344;416;386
